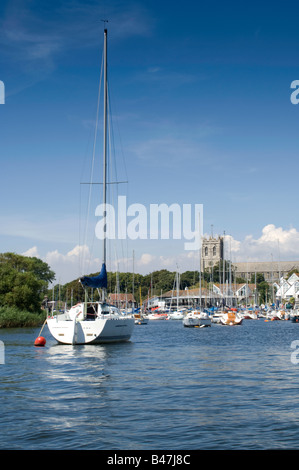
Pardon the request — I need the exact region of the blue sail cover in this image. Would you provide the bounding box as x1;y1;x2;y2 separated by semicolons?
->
80;263;107;289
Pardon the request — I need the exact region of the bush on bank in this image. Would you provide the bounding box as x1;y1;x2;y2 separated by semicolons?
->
0;307;46;328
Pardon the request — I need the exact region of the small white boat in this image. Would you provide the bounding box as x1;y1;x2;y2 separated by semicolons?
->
134;313;148;325
242;310;258;320
168;311;184;320
148;313;167;320
183;311;211;328
167;271;185;320
211;312;223;323
219;310;243;326
265;310;282;321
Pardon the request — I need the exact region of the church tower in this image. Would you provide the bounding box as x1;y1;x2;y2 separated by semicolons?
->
201;236;224;272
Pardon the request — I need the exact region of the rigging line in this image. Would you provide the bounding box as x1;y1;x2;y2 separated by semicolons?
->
105;82;117;274
108;83;120;198
108;83;130;275
109;101;128;277
83;49;104;276
106;64;129;188
107;89;120;275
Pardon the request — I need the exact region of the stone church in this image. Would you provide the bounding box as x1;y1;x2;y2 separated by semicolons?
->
200;235;299;282
201;236;224;272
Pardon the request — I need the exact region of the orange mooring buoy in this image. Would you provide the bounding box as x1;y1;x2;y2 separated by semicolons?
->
34;319;47;347
34;336;46;347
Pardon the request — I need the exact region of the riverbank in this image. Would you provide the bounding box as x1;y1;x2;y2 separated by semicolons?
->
0;307;46;328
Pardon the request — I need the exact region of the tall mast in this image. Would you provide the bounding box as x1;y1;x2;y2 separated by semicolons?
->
199;214;202;309
103;28;108;266
102;28;108;301
102;28;108;300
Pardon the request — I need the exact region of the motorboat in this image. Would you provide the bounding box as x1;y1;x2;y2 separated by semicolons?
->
219;310;243;326
148;313;167;320
242;310;258;320
183;310;211;328
134;313;148;325
168;311;184;320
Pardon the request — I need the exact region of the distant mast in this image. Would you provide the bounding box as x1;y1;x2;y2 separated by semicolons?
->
102;27;108;301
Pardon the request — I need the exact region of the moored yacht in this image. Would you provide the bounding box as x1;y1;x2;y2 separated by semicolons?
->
47;28;135;344
47;296;134;344
219;310;243;326
183;310;211;328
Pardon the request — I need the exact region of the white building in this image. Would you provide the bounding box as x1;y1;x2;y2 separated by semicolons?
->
276;273;299;303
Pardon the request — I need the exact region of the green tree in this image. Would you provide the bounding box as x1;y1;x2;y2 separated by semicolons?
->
0;253;55;312
249;273;270;304
180;271;198;289
250;272;265;284
257;281;270;304
207;260;235;283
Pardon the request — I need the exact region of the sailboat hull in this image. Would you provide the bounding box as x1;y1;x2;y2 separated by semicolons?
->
47;316;134;345
183;317;211;327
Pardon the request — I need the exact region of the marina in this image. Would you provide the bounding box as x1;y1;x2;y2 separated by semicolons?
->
1;0;299;455
1;318;299;449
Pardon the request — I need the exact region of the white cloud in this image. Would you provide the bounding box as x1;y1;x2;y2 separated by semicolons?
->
139;253;156;266
20;224;299;284
22;246;39;258
21;244;100;284
44;245;102;283
225;224;299;262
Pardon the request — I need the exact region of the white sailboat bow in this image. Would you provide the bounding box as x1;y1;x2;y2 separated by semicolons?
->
47;28;135;344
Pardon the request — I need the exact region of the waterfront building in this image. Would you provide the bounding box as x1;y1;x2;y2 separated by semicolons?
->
151;283;257;309
275;272;299;305
107;293;136;310
233;261;299;283
200;235;299;284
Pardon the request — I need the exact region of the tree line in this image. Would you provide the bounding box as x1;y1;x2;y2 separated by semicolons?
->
1;252;295;315
48;269;202;307
47;260;268;306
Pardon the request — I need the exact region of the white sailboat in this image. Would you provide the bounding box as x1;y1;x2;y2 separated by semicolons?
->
134;287;148;324
168;271;184;320
183;310;211;327
182;216;211;328
47;28;135;344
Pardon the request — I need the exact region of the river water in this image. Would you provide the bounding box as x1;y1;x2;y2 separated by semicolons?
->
1;318;299;450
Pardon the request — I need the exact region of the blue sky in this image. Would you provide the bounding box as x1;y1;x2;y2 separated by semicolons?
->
1;0;299;283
